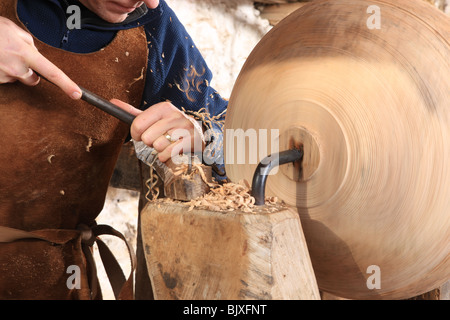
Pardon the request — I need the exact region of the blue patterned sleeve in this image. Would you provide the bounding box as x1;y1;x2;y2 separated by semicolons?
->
141;1;227;179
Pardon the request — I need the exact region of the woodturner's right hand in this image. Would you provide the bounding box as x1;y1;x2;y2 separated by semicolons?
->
0;16;81;99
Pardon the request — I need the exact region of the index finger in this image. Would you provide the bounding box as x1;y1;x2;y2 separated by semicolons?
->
28;51;82;100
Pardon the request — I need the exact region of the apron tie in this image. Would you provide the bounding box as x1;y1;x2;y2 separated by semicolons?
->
0;223;136;300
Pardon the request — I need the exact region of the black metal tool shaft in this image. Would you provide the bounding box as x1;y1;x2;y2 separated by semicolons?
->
38;74;136;125
251;149;303;206
80;87;136;126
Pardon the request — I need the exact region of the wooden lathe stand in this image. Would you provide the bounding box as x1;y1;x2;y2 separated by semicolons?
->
140;200;320;300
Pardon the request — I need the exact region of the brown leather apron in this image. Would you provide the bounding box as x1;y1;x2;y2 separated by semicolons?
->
0;0;148;299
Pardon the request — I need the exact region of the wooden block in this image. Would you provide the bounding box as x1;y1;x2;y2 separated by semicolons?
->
149;156;212;201
163;165;212;201
140;202;320;300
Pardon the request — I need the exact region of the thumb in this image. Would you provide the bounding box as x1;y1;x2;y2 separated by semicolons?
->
110;98;143;117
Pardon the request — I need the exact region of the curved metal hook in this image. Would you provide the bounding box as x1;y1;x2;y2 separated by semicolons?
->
251;149;303;206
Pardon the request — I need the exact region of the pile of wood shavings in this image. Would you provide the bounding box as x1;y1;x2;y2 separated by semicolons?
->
187;180;280;213
148;162;281;213
169;164;280;213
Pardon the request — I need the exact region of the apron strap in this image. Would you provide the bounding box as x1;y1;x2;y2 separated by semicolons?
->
0;224;136;300
0;225;59;242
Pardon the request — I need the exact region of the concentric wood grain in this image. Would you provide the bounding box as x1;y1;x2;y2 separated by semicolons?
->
225;0;449;299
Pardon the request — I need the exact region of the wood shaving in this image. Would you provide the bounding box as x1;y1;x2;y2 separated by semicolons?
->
86;137;93;152
47;155;55;164
145;159;281;213
150;181;282;214
180;107;226;158
185;177;281;214
187;181;255;212
128;67;145;88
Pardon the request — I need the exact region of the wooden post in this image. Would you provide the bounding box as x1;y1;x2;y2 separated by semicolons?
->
140;202;320;300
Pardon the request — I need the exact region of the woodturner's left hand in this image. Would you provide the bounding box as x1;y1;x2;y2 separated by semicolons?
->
112;99;204;163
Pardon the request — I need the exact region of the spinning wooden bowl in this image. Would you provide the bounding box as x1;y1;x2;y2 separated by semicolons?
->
225;0;449;299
